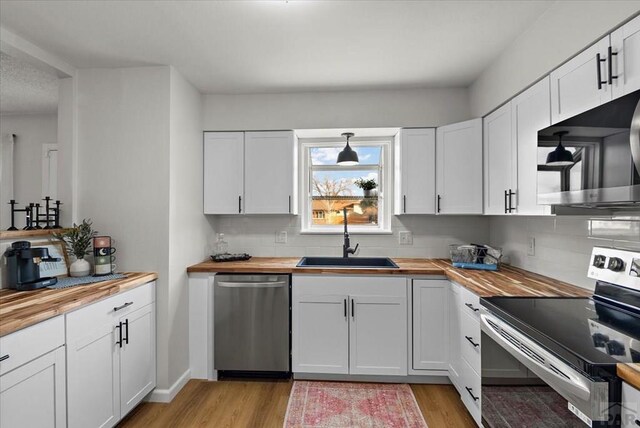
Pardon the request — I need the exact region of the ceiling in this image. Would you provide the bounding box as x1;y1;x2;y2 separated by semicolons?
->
0;50;59;114
0;1;554;94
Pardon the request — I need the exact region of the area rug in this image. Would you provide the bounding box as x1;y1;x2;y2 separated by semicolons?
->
283;381;428;428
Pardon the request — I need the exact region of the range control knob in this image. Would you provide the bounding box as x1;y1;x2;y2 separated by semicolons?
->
592;255;607;269
630;259;640;277
607;257;625;272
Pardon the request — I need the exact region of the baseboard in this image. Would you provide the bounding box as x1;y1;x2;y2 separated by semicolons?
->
293;373;451;384
146;369;191;403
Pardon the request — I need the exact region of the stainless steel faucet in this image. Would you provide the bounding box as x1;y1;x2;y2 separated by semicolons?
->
342;207;359;258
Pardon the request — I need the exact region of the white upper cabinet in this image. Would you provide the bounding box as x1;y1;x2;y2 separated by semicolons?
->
244;131;296;214
550;36;611;124
395;128;436;214
204;132;244;214
611;15;640;99
512;77;552;216
436;118;483;214
204;130;296;215
484;103;516;215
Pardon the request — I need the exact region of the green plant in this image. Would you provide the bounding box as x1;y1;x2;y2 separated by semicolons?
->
354;178;377;191
53;219;98;259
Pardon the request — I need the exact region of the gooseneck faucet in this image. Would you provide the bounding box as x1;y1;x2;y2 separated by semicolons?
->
342;207;359;258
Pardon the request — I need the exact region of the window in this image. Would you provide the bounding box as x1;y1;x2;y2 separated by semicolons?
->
300;139;392;233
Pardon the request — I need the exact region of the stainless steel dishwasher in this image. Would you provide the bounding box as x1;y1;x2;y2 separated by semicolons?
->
214;274;290;374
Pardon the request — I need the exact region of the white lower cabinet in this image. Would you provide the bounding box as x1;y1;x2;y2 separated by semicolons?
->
622;382;640;428
0;325;66;428
448;282;462;389
412;279;449;371
67;281;156;428
292;275;407;376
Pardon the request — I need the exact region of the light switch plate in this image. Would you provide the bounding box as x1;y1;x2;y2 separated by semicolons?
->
527;237;535;256
276;231;287;244
399;231;413;245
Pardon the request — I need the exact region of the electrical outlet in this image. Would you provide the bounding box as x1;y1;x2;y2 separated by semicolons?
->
527;237;535;256
399;231;413;245
276;231;287;244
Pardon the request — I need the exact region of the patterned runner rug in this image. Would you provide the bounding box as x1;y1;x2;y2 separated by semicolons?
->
283;381;428;428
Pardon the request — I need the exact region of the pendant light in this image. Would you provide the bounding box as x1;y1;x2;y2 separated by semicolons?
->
546;131;575;166
337;132;359;165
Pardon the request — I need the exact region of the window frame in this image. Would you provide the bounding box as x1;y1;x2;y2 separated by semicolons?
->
299;137;393;234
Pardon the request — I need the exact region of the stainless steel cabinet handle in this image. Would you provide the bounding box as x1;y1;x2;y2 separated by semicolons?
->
114;301;133;312
0;354;9;362
465;303;479;312
217;281;287;288
465;336;480;347
465;387;479;401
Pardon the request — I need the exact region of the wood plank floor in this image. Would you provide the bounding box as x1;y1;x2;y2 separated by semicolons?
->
119;380;476;428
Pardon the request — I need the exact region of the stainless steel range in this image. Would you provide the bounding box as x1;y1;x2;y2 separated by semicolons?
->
480;247;640;427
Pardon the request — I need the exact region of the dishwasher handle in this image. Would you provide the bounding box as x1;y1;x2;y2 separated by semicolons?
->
216;281;287;288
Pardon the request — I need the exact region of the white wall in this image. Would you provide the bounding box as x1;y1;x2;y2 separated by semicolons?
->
203;87;470;130
76;66;173;387
214;215;489;259
470;1;640;116
166;67;214;385
490;216;640;290
0;113;57;229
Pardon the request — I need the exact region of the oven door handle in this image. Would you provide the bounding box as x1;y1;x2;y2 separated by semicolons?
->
216;281;287;288
480;311;592;402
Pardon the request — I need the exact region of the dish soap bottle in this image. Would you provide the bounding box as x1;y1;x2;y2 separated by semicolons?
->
214;233;229;255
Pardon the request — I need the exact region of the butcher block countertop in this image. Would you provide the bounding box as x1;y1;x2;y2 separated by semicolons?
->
187;257;591;298
618;363;640;390
0;272;157;337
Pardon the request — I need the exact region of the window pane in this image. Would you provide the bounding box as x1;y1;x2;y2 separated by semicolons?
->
311;170;379;226
310;145;381;165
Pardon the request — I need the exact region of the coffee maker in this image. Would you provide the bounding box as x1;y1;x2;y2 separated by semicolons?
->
4;241;60;290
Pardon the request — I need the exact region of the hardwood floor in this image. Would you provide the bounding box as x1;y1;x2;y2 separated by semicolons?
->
119;380;476;428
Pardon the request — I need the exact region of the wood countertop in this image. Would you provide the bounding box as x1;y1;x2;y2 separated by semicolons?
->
618;363;640;390
0;272;158;337
187;257;591;298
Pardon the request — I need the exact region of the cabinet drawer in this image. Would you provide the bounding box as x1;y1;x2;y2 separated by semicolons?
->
460;358;481;426
67;281;155;342
459;284;481;320
622;382;640;428
0;315;64;376
460;311;481;376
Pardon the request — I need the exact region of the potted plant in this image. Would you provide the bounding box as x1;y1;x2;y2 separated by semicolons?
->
354;178;377;197
54;219;97;277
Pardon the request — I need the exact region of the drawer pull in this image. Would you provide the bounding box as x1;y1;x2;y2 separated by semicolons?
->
114;301;133;312
465;336;480;347
465;303;479;312
0;354;9;362
635;420;640;427
465;386;479;401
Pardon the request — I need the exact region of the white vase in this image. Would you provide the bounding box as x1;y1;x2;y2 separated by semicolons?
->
70;258;91;277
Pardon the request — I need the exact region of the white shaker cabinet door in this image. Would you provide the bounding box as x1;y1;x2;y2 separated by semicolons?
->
119;303;156;417
244;131;295;214
67;322;120;428
484;102;516;215
412;279;449;371
349;295;407;376
0;347;66;428
448;282;462;390
611;15;640;100
292;294;349;374
550;36;611;123
512;77;552;215
396;128;436;214
203;132;245;214
436;118;483;214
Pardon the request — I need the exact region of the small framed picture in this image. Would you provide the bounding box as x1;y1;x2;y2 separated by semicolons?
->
33;240;69;278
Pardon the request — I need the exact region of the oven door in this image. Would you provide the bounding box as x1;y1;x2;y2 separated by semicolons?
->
480;308;612;427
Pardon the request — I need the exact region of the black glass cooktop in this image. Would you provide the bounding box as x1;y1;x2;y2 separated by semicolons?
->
480;295;640;377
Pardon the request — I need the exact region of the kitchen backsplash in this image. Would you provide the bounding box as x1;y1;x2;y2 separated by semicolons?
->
212;215;490;259
489;216;640;290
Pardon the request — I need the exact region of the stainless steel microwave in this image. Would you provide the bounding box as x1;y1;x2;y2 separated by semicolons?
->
537;89;640;210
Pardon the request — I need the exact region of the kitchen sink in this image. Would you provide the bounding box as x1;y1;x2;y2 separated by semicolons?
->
296;256;399;269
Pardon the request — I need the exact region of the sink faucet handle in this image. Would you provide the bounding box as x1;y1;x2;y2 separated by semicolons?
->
353;243;359;254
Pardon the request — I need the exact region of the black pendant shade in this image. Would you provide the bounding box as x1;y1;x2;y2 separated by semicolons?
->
546;131;575;166
337;132;359;165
